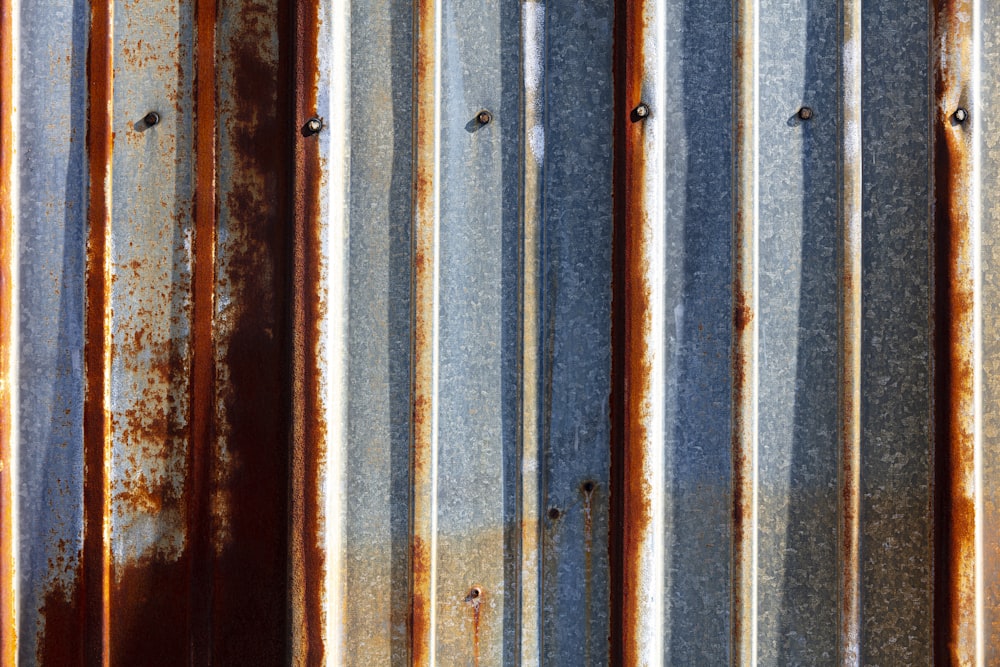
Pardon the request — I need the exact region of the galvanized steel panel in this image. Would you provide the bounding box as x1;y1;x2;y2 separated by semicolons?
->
3;0;1000;664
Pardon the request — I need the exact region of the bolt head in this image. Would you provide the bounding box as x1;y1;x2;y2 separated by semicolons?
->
634;103;650;118
306;118;323;133
144;112;160;127
477;110;492;125
955;108;968;122
798;106;813;120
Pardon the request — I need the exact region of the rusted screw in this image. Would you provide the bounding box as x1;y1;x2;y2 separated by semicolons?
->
633;103;650;120
797;106;813;121
468;587;481;600
144;112;160;127
305;117;323;134
477;110;493;125
954;108;968;123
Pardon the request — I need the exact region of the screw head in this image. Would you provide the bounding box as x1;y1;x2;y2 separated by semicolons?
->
954;108;968;123
305;117;323;134
477;110;492;125
633;103;650;119
143;112;160;127
797;106;813;120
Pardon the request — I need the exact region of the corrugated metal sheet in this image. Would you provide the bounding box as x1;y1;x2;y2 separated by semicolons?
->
1;0;999;663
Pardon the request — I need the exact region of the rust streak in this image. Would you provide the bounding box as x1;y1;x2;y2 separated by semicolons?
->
610;0;654;663
188;0;218;660
83;0;114;663
411;0;438;662
932;0;977;661
0;0;14;658
290;0;325;662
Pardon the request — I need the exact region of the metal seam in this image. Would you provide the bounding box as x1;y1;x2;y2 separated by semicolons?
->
0;0;17;658
519;1;544;664
838;0;863;661
323;0;351;662
83;0;114;662
411;0;442;661
732;0;759;658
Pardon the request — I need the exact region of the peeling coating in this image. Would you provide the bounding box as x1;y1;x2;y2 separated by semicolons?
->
932;0;980;662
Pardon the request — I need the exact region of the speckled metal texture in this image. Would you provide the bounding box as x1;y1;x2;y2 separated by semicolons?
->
4;0;1000;664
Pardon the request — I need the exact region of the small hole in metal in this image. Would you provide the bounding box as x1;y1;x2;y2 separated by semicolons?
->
548;508;561;520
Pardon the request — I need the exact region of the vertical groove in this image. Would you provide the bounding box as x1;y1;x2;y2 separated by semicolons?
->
731;0;759;659
0;0;16;658
617;0;666;662
323;0;351;662
838;0;862;662
290;0;325;662
189;0;217;660
411;0;441;662
519;1;544;664
931;0;980;660
83;0;114;662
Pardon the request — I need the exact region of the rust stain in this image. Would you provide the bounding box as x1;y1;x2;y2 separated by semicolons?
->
182;0;218;659
582;481;596;666
0;0;14;658
610;0;654;663
411;0;438;663
465;587;483;667
289;0;326;661
207;0;298;660
931;0;977;663
82;0;115;662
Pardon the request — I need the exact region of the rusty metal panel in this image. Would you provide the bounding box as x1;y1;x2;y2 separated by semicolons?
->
5;0;1000;664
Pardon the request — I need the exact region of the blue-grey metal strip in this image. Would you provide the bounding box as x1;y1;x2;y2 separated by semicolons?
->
15;0;87;660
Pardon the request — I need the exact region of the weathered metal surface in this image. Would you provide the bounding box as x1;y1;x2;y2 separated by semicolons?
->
5;0;1000;663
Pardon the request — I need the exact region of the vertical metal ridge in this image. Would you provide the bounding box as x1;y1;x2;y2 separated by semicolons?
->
731;0;759;660
0;0;15;659
83;0;114;662
619;0;667;662
320;0;351;662
932;0;980;660
290;0;325;662
411;0;441;661
838;0;863;662
519;1;544;664
189;0;218;659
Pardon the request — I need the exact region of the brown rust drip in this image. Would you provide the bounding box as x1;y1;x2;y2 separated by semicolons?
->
610;0;652;662
82;0;114;662
931;0;977;663
289;0;326;662
187;0;218;659
0;0;14;659
465;587;482;667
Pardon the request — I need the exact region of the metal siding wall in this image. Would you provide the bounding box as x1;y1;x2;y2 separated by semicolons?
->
2;0;1000;664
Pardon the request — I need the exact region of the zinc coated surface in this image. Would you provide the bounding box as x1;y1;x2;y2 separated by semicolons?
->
0;0;997;664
